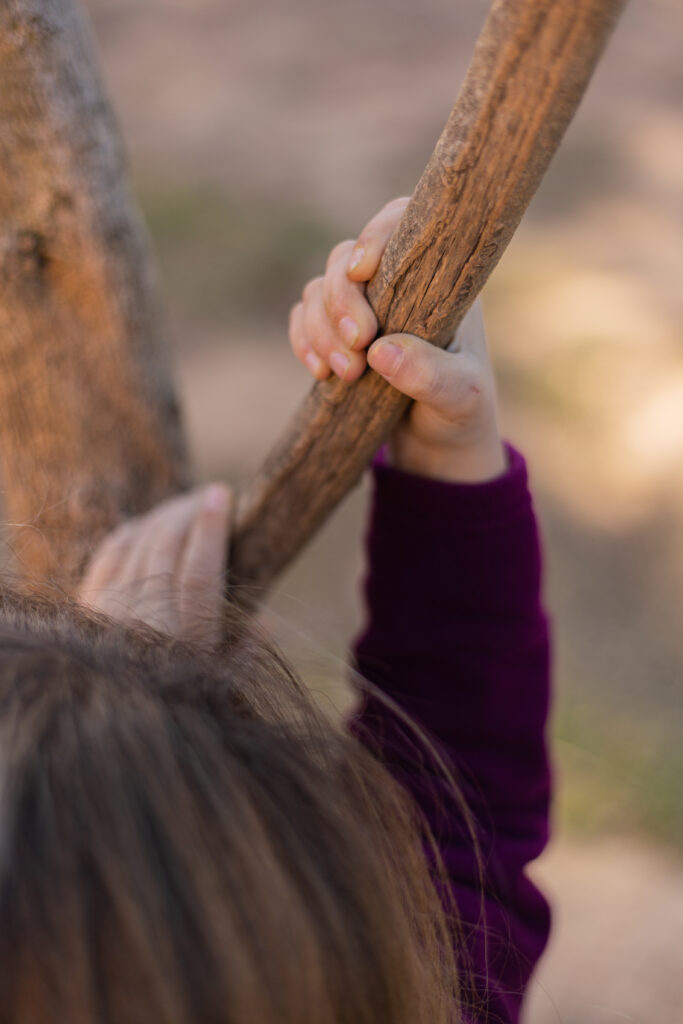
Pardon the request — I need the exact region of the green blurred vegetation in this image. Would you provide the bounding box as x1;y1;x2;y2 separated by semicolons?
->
137;182;341;328
496;339;619;425
554;698;683;852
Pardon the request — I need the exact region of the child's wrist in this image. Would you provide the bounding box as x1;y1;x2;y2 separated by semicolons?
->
388;431;507;483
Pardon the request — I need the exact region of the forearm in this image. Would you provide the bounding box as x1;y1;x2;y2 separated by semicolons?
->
351;445;551;1022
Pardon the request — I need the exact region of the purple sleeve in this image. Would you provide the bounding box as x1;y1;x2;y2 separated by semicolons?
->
350;445;551;1024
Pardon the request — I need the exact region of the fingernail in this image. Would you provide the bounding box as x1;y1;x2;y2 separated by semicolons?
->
204;484;229;512
339;316;360;348
348;246;364;273
368;340;402;376
330;350;351;379
304;351;325;377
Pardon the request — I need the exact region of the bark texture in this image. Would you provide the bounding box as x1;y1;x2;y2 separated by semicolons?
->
231;0;625;590
0;1;188;590
0;0;625;599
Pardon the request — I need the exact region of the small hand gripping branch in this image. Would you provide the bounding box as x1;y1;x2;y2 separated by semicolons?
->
0;0;625;598
230;0;626;593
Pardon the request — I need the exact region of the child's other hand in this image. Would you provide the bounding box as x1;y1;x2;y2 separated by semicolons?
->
289;198;506;482
77;485;232;647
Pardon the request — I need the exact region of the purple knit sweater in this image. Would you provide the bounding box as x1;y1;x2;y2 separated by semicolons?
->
352;445;551;1023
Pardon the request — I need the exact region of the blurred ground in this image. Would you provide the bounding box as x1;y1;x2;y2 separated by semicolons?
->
84;1;683;1019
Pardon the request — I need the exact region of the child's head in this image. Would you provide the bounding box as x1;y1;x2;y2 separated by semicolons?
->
0;589;459;1023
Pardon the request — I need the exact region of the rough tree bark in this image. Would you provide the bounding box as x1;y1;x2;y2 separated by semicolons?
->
0;0;625;598
0;1;188;590
231;0;626;590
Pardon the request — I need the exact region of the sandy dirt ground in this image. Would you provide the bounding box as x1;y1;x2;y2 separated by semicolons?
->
527;838;683;1023
78;1;683;1019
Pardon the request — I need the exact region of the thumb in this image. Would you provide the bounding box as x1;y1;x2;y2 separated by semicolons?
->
367;333;479;415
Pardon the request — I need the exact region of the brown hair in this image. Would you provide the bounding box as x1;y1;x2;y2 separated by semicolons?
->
0;584;465;1023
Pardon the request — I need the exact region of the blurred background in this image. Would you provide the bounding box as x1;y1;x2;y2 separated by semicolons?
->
85;1;682;1020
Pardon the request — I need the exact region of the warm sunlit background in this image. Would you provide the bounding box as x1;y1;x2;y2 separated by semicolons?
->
85;1;682;1020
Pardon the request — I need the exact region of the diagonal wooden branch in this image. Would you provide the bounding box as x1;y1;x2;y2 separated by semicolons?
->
0;0;188;589
0;0;625;601
231;0;626;591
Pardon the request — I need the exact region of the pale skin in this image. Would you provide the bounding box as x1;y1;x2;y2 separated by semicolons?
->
78;198;506;645
78;484;233;648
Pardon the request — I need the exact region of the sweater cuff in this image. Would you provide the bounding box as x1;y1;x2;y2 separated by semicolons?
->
369;442;531;534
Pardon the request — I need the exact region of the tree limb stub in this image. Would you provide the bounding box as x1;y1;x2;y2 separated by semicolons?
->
0;1;188;589
232;0;625;591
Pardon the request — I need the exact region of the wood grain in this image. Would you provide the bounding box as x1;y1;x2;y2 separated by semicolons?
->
0;1;188;588
231;0;625;591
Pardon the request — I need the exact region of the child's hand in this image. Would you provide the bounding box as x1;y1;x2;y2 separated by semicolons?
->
289;198;506;482
77;484;232;647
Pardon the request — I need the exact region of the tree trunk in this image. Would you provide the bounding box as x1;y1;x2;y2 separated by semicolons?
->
0;0;188;590
231;0;625;590
0;0;625;600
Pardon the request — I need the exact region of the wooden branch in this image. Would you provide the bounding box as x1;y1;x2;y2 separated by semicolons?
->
0;1;188;589
232;0;625;591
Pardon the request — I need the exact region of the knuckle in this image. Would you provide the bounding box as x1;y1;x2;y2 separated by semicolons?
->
290;330;308;359
345;352;368;381
415;357;446;402
326;239;354;271
302;276;323;304
430;371;452;407
359;306;378;341
303;312;334;358
288;301;303;327
309;331;335;359
323;284;346;327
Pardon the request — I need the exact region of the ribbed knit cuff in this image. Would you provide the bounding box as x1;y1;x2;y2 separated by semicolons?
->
369;442;531;534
